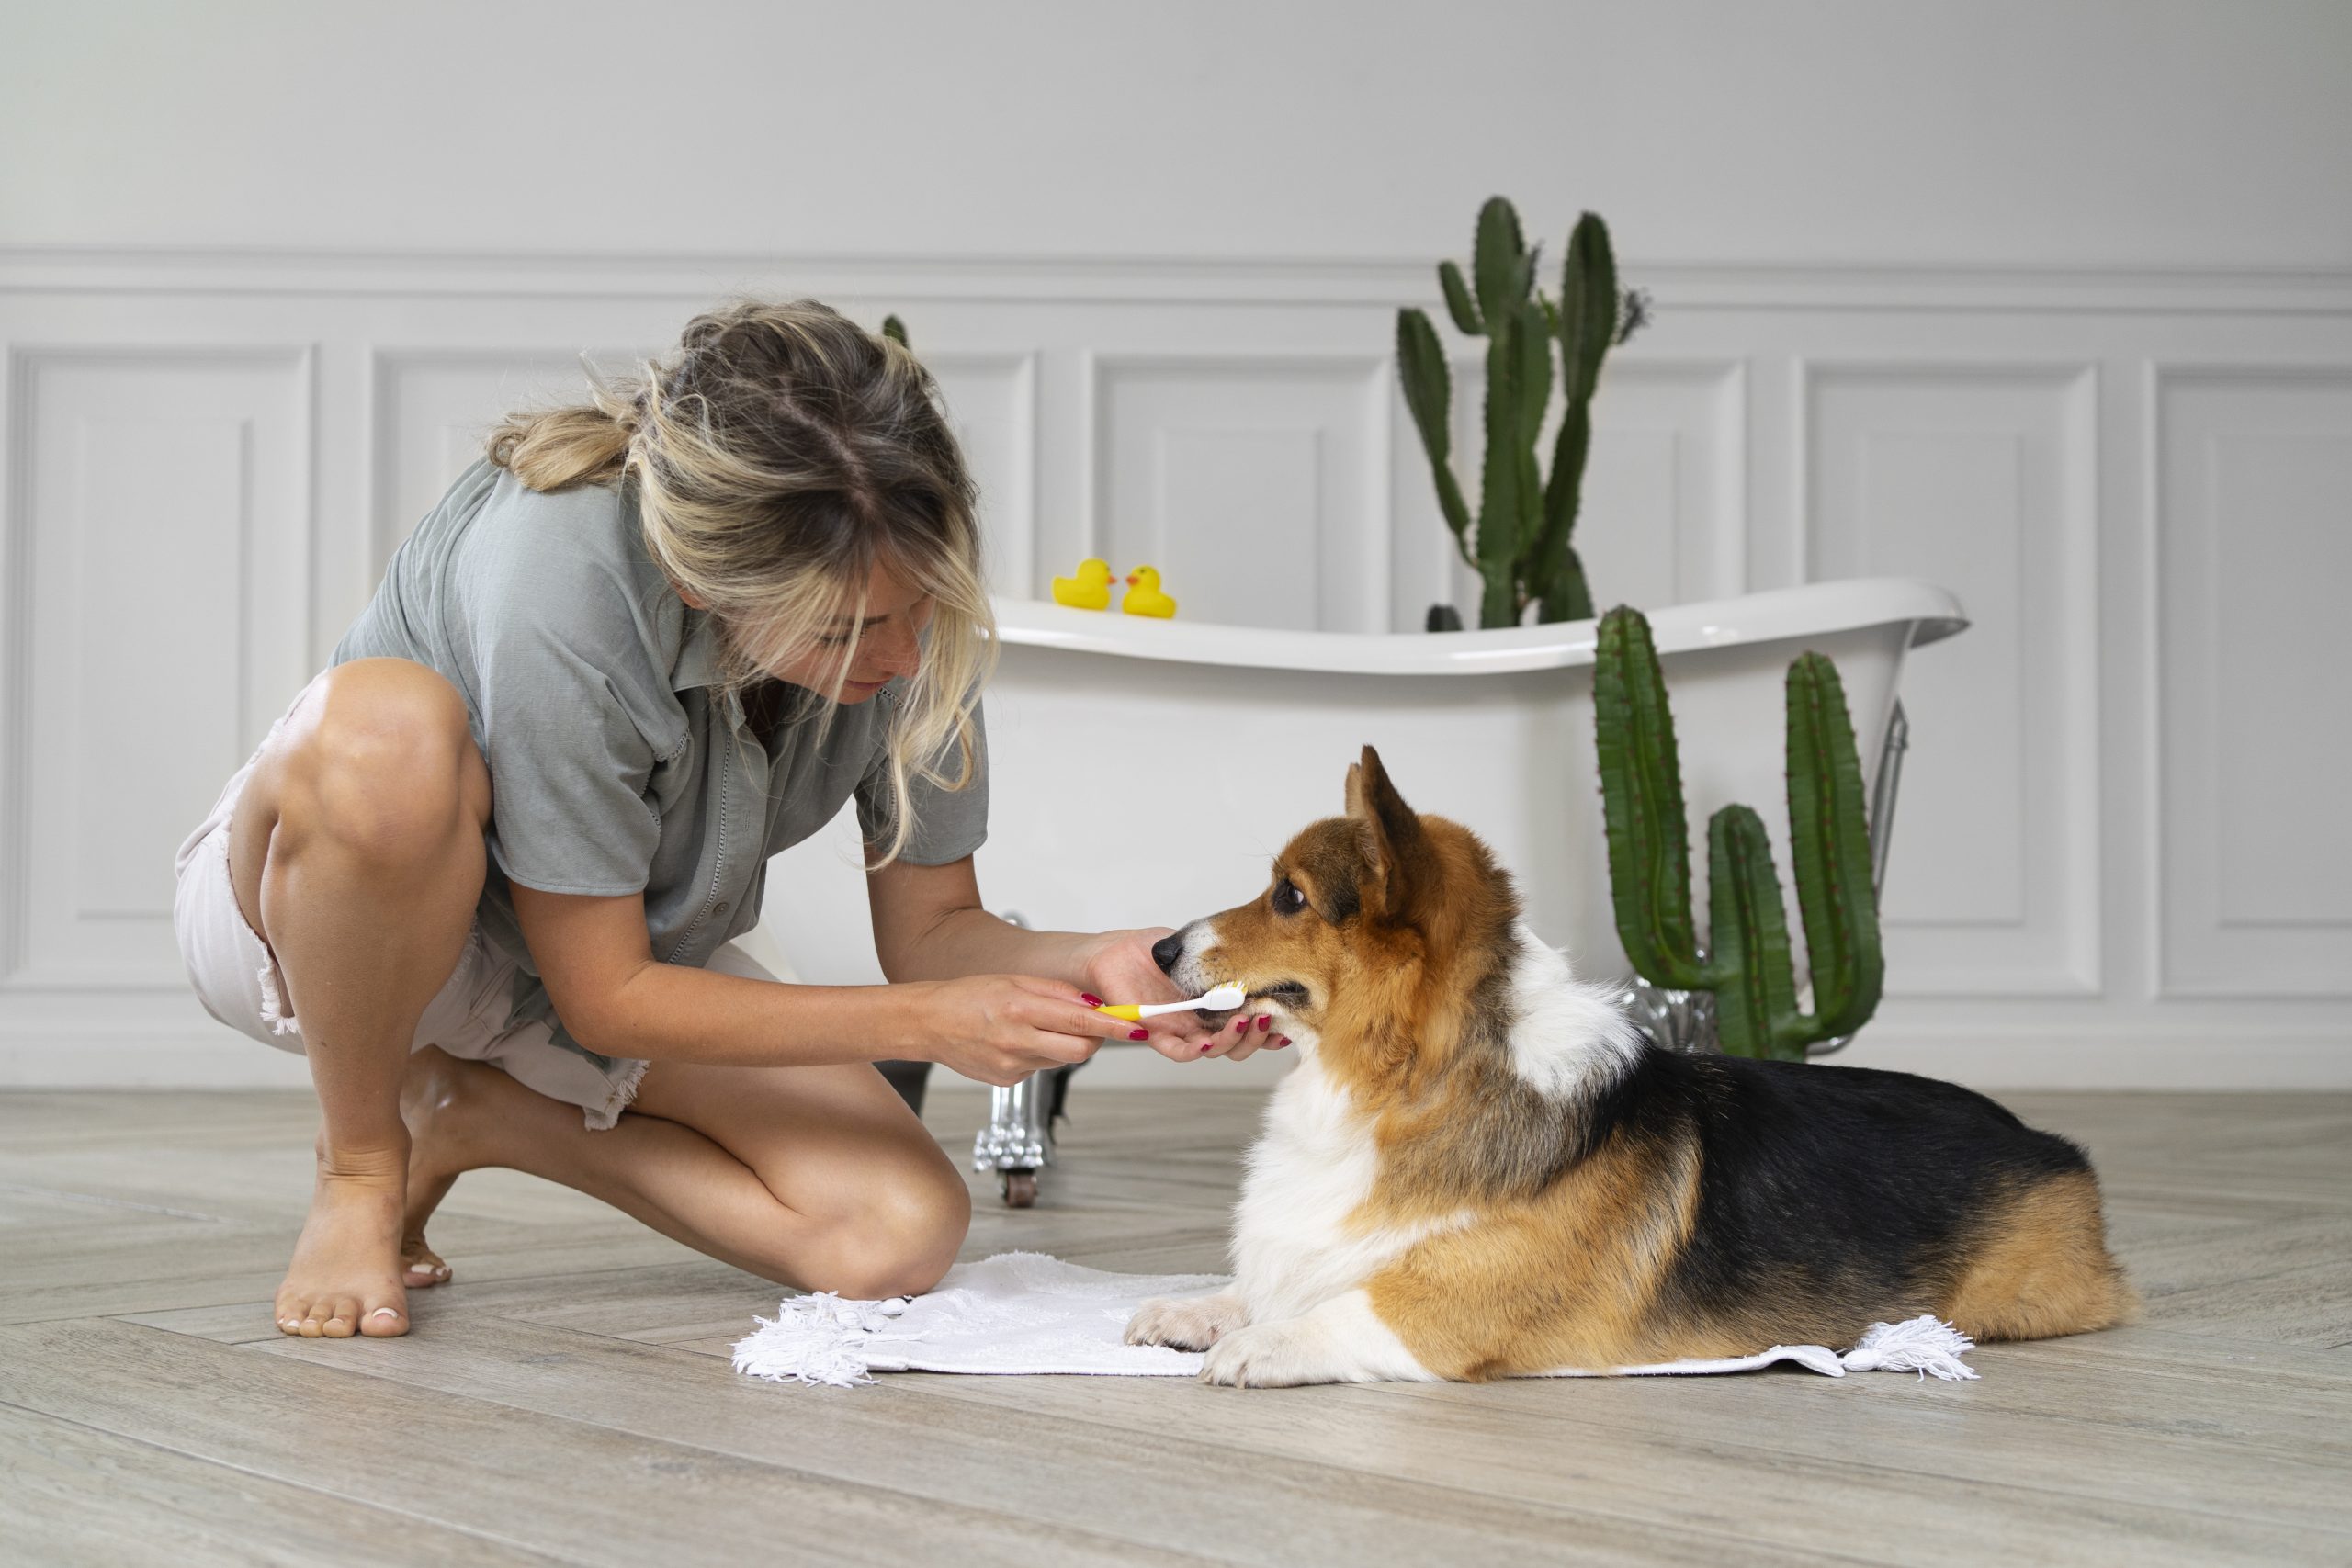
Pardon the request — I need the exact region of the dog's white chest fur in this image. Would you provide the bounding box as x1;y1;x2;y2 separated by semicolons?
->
1229;1056;1442;1322
1227;925;1635;1325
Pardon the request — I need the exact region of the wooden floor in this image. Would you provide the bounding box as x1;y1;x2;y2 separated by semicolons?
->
3;1082;2348;1567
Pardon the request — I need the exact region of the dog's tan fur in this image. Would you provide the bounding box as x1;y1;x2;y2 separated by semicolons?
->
1939;1171;2138;1342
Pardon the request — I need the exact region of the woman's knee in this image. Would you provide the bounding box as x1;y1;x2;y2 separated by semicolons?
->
803;1156;971;1300
277;660;487;865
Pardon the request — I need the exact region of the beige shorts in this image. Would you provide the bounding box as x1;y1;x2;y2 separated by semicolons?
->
170;676;776;1130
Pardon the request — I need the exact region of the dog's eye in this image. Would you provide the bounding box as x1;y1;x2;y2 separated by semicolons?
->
1272;878;1307;915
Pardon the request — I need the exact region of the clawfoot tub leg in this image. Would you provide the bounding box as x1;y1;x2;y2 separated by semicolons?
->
967;907;1058;1208
972;1070;1057;1208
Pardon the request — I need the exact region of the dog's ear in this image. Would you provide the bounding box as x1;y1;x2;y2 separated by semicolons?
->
1344;745;1434;918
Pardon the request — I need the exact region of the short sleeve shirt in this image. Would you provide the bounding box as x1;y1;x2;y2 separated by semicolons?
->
333;459;989;1075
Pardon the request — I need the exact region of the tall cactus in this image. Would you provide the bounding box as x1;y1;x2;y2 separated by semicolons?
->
1399;198;1640;628
1593;605;1884;1060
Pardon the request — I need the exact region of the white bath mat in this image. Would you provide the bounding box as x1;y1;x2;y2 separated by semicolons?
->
729;1250;1978;1388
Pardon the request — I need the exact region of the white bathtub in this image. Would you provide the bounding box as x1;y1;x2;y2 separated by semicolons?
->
764;579;1966;1000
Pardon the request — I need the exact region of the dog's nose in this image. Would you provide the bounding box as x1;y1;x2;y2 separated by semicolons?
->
1150;931;1185;975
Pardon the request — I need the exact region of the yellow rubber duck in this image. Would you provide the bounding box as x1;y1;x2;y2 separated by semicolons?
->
1122;565;1177;618
1050;558;1116;611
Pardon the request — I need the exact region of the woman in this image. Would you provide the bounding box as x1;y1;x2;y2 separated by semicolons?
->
171;299;1283;1341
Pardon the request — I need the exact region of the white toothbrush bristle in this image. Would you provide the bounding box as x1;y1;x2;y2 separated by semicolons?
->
1200;984;1246;1009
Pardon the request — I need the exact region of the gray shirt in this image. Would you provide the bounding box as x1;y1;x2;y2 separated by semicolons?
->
334;459;989;1076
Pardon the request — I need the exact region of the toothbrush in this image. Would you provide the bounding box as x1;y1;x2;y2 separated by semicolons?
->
1092;983;1247;1022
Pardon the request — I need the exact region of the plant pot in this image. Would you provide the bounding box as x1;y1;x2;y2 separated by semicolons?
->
1618;695;1909;1062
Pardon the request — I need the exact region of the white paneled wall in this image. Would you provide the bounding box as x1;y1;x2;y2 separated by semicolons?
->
1577;362;1748;611
2154;370;2352;1000
1096;355;1390;632
371;351;629;577
1806;366;2102;998
5;348;313;996
1;253;2347;1087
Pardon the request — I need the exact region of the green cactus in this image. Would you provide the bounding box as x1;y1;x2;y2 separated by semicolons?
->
1593;605;1884;1060
880;314;910;346
1400;197;1638;629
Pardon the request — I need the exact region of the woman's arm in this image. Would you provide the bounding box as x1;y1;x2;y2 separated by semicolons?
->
866;856;1106;984
865;857;1232;1061
510;883;1125;1086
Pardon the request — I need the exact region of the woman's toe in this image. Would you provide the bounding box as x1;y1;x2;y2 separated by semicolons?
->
359;1301;408;1337
320;1295;362;1337
401;1244;451;1286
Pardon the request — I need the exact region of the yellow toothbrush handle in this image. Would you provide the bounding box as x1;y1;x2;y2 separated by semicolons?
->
1093;1003;1145;1021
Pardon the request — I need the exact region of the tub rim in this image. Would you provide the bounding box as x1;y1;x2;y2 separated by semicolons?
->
991;576;1967;678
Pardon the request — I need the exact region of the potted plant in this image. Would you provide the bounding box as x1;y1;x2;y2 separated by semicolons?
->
1396;197;1648;630
1593;604;1887;1058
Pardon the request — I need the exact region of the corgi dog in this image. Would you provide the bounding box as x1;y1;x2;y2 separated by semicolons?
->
1127;746;2135;1387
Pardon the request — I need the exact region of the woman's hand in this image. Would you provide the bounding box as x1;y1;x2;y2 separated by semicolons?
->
1075;928;1288;1064
911;974;1131;1087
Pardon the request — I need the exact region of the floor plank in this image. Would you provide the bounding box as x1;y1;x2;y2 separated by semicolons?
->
894;1351;2348;1564
0;1404;567;1567
256;1314;1827;1568
0;1318;1211;1568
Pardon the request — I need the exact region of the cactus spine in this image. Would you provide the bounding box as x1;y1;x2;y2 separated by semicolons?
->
1399;197;1631;628
1593;605;1884;1059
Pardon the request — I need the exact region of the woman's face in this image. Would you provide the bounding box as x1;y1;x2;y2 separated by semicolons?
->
769;559;933;703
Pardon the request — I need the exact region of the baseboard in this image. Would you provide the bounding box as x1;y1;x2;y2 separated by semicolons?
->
4;980;2343;1093
1831;1029;2352;1091
2;1026;2342;1092
0;1030;1290;1092
1014;1033;2352;1093
0;1032;314;1088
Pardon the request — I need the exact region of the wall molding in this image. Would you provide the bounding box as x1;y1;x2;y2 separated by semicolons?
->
7;1013;2345;1093
5;246;2352;314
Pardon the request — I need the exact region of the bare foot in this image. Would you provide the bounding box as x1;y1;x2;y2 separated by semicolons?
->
275;1144;411;1338
398;1045;488;1289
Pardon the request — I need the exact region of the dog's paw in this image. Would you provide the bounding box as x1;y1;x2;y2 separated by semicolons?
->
1125;1291;1247;1351
1198;1319;1339;1388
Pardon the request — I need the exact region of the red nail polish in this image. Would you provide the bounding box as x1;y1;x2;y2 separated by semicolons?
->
1200;1042;1214;1054
1081;994;1104;1006
1256;1014;1272;1032
1128;1028;1149;1041
1275;1036;1291;1047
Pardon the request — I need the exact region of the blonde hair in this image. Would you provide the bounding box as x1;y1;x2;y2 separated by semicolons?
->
486;299;993;866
